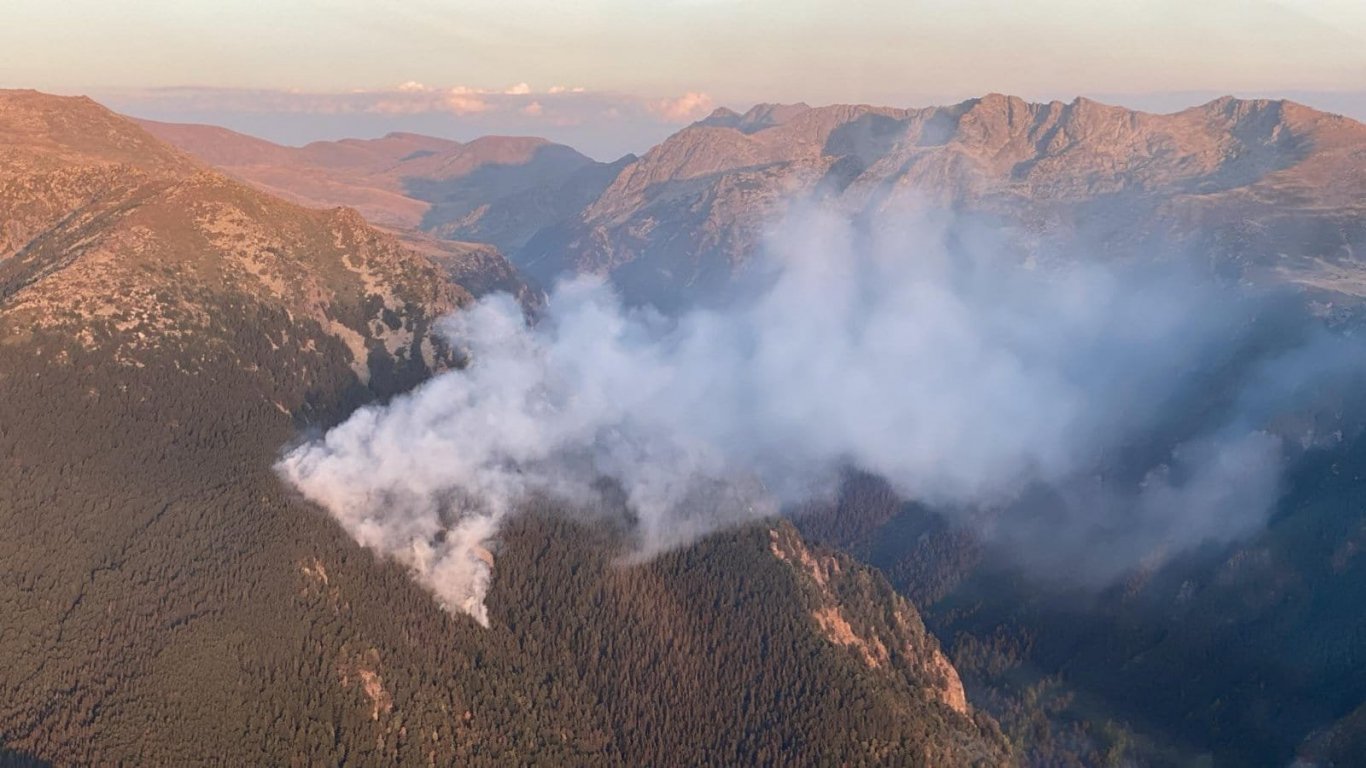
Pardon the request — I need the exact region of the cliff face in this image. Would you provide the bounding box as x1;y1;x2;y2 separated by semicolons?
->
768;524;970;718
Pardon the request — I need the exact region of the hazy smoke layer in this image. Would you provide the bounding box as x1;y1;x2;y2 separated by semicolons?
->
278;206;1359;624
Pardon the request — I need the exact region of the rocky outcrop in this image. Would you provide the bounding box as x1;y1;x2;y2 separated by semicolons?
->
768;523;971;717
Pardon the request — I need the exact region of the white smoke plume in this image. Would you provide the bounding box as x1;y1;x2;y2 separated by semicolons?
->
277;204;1361;624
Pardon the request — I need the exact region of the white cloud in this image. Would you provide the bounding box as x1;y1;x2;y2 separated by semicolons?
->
100;84;723;158
647;91;714;121
443;89;490;114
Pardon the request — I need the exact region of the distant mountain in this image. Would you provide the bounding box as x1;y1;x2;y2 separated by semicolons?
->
521;95;1366;307
137;118;629;258
143;95;1366;312
0;90;1005;766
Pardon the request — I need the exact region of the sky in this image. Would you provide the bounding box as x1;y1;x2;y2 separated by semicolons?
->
4;0;1365;158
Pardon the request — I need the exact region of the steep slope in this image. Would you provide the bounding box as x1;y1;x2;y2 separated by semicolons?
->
394;232;540;307
136;118;623;256
0;91;1005;766
523;95;1366;307
799;421;1366;767
0;90;197;262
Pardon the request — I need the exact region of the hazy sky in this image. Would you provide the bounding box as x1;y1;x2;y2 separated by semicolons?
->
4;0;1365;157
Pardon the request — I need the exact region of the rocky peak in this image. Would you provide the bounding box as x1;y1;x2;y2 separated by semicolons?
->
696;106;743;128
951;92;1046;151
735;102;813;132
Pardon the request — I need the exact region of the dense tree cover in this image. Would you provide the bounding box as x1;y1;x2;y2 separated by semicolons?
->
0;295;1008;765
0;91;1012;765
800;443;1366;766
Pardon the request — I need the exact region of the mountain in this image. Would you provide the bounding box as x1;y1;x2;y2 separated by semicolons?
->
1;90;195;260
0;90;1006;765
87;92;1366;764
521;95;1366;307
795;429;1366;766
136;118;628;258
579;95;1366;766
141;95;1366;311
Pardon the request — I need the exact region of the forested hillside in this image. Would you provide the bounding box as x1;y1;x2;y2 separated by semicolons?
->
0;90;1007;766
799;440;1366;767
0;323;1007;765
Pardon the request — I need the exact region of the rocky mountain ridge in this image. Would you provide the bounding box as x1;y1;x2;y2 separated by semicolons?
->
145;92;1366;310
530;94;1366;306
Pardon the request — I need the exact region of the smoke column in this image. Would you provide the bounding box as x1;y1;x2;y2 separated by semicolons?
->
277;205;1361;624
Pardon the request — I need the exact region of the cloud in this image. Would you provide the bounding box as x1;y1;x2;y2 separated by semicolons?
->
648;91;714;121
99;84;730;158
104;84;715;123
442;87;490;115
277;203;1366;624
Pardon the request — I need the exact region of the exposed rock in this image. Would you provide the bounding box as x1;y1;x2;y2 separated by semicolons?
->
769;524;970;716
336;646;395;722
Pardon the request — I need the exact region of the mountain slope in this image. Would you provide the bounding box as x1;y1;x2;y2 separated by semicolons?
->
0;90;1004;766
136;118;624;256
0;90;197;262
797;427;1366;766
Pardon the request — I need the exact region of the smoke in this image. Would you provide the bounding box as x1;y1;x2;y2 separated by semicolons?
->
277;204;1364;624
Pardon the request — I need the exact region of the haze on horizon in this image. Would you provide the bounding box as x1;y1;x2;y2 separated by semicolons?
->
6;0;1365;158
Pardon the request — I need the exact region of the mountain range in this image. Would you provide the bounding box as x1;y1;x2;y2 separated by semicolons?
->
145;94;1366;310
5;87;1366;766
